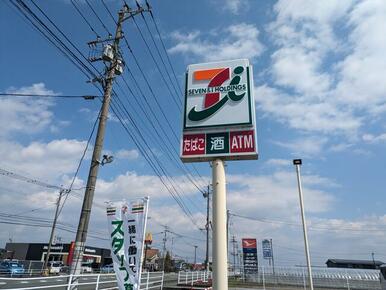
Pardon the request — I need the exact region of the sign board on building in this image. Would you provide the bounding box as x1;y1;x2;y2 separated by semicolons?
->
262;239;272;259
181;59;258;162
242;238;258;274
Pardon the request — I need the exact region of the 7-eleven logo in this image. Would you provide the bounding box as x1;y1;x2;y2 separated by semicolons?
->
194;68;230;108
187;66;246;122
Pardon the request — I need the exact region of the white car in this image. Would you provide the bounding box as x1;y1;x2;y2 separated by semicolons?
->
48;261;62;274
100;264;114;273
81;262;93;273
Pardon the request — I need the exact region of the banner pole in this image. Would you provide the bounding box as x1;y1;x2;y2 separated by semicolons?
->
212;158;228;290
138;197;149;290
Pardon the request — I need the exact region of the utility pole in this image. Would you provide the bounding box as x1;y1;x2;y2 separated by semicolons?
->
293;159;314;290
43;189;65;274
372;252;376;269
203;185;210;272
70;3;149;277
231;235;237;275
270;238;275;276
162;226;168;271
194;245;198;265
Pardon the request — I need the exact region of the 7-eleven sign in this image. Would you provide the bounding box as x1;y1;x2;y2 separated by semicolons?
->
181;59;258;162
184;59;254;130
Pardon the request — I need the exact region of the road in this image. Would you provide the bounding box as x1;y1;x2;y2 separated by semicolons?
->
0;272;169;289
0;274;116;289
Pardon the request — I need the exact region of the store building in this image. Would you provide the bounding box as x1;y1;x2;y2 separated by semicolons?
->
5;242;111;266
326;259;384;270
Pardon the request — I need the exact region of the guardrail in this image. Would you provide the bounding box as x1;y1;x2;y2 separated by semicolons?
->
229;266;381;290
0;271;164;290
177;271;211;286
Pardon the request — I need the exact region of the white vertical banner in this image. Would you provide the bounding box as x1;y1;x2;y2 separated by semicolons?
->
123;197;149;290
106;197;149;290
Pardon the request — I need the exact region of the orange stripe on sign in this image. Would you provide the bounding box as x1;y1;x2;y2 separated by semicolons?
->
194;68;225;81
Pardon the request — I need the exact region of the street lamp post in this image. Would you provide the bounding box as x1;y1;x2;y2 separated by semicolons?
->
293;159;314;290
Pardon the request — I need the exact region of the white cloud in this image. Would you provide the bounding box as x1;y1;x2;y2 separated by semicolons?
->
335;0;386;109
273;136;328;157
115;149;139;160
0;83;55;137
255;85;362;135
265;158;290;167
221;0;249;15
0;139;89;182
227;170;335;219
329;143;353;152
169;23;263;62
362;133;386;143
259;0;386;143
272;47;331;95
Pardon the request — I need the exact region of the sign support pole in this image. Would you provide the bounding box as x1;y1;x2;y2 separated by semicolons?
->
212;158;228;290
293;159;314;290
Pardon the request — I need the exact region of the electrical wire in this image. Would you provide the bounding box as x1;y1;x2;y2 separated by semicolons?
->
230;212;386;233
0;93;96;99
101;0;117;25
10;0;206;235
70;0;100;38
57;107;102;216
130;16;181;110
145;0;183;94
84;0;111;36
138;10;181;105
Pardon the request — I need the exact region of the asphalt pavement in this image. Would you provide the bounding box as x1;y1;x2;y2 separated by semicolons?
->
0;274;116;289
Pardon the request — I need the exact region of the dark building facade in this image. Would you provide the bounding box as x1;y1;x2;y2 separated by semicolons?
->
326;259;384;270
5;242;111;266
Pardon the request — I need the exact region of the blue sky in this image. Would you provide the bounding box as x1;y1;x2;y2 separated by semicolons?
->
1;0;386;266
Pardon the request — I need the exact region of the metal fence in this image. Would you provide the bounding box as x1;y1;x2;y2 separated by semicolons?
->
235;266;381;290
177;271;212;286
179;267;381;290
0;271;164;290
0;260;44;277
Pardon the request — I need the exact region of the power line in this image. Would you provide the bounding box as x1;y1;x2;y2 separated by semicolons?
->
58;106;102;216
230;212;386;233
0;167;63;190
114;79;206;199
0;93;97;99
10;0;206;236
138;8;181;105
109;99;203;231
90;1;205;193
84;0;111;36
70;0;100;38
101;0;117;25
145;0;183;94
130;16;181;110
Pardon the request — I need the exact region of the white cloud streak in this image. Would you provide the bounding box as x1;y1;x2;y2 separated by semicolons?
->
169;23;264;62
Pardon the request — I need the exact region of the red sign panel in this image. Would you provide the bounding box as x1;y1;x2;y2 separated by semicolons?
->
242;238;257;249
230;130;255;153
182;133;205;155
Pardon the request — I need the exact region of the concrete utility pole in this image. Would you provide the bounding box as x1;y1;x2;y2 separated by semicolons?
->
194;245;198;265
70;4;149;277
43;189;65;274
203;185;210;272
162;226;168;271
231;235;237;275
212;159;228;290
270;238;275;276
293;159;314;290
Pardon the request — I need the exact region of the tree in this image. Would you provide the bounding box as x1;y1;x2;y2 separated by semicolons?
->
164;251;173;272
